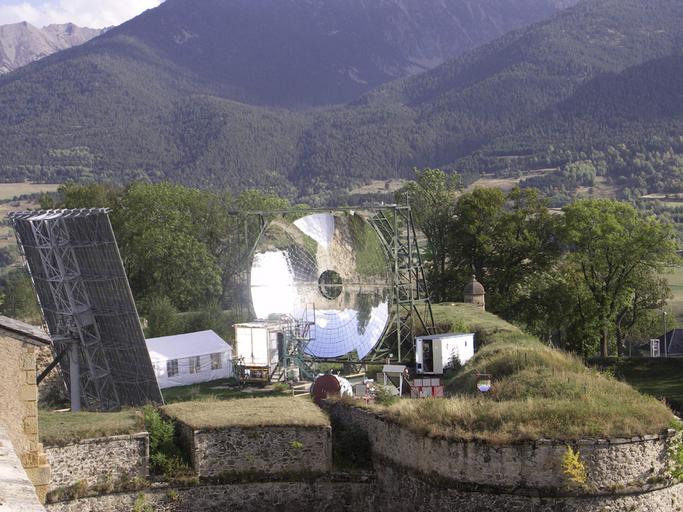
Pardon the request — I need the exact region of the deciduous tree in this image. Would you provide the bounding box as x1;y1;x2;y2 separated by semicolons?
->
560;199;678;357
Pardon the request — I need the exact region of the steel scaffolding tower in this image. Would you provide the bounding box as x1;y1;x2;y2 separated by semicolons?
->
10;209;163;411
367;205;435;363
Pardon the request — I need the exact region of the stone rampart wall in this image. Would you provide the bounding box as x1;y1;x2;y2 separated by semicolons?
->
177;423;332;477
45;433;149;490
327;402;674;493
375;461;683;512
46;478;374;512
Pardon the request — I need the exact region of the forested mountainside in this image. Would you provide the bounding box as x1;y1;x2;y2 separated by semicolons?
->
103;0;579;107
0;22;103;73
293;0;683;195
1;0;682;200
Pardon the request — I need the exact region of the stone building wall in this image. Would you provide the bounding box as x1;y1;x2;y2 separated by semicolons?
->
177;423;332;477
44;433;149;490
0;335;50;501
327;402;674;493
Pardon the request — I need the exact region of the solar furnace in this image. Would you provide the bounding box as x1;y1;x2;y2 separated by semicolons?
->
10;209;163;410
250;212;391;359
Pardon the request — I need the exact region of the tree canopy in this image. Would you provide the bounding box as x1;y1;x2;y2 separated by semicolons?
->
408;169;679;356
560;199;678;356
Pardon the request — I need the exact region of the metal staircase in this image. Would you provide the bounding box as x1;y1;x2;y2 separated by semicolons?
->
269;304;317;382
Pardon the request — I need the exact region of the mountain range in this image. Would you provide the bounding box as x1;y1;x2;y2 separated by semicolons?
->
0;21;103;74
0;0;682;200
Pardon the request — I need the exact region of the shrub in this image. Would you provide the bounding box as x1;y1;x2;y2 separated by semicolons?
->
142;406;192;478
273;383;290;393
562;446;588;488
133;493;153;512
374;384;399;406
143;405;175;455
167;489;181;503
668;421;683;482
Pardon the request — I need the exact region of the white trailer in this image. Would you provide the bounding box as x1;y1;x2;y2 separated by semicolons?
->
234;321;287;371
415;333;475;375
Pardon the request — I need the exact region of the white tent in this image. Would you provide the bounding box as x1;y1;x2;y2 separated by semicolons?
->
146;330;233;389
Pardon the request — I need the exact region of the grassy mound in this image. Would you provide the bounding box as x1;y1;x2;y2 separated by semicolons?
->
367;304;674;443
162;396;330;430
39;409;144;446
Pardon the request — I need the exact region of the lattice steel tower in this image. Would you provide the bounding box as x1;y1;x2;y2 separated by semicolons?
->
10;209;163;411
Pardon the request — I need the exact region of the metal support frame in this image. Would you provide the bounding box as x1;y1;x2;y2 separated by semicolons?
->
10;209;163;411
366;206;435;363
233;204;435;367
36;348;67;385
19;212;119;410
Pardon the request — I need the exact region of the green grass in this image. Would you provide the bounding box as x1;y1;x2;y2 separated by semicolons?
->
162;396;330;430
360;303;675;443
39;409;144;446
430;302;520;339
664;266;683;326
161;379;288;404
593;358;683;410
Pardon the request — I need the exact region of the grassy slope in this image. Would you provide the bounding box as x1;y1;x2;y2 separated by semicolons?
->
594;358;683;412
367;303;674;443
38;409;144;445
162;396;329;430
161;379;287;404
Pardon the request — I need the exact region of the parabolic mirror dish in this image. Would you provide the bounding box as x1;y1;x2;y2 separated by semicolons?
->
250;212;391;359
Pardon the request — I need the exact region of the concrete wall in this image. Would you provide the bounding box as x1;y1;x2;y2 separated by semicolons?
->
0;335;50;501
46;479;374;512
177;422;332;477
328;402;674;492
45;433;149;491
0;428;45;511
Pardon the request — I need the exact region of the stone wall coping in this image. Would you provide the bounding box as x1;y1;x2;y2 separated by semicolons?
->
0;428;45;511
44;431;148;448
330;402;674;447
189;424;332;435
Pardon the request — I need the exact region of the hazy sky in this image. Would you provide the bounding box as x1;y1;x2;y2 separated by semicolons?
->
0;0;162;28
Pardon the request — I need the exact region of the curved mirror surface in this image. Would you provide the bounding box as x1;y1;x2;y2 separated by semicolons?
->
250;212;391;359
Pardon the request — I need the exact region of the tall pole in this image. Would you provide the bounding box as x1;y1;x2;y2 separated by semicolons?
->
663;311;668;358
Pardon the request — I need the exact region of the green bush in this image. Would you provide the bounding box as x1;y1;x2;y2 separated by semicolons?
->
142;406;192;478
133;493;153;512
374;384;399;406
272;383;289;393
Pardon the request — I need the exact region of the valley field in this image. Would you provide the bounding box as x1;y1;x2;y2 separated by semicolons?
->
0;182;59;200
0;183;57;250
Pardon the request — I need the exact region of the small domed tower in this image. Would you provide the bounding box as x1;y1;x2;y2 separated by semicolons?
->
464;275;485;310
